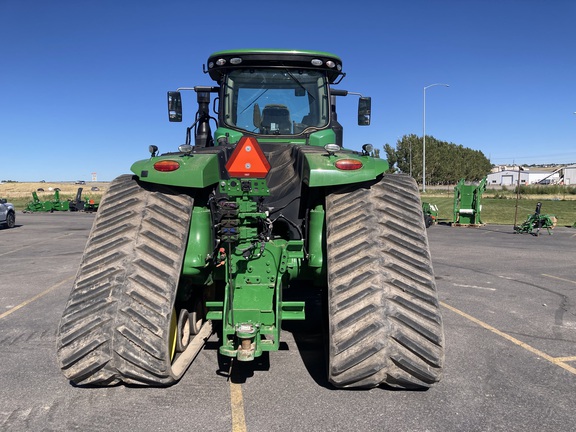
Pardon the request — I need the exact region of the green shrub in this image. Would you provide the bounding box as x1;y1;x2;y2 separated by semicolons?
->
516;185;576;195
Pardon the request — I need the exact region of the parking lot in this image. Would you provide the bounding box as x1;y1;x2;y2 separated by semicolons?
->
1;212;575;431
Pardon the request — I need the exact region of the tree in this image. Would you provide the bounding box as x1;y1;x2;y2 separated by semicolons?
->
383;134;491;184
383;143;398;173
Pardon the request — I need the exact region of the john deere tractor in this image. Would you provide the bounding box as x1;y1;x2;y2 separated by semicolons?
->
57;49;444;389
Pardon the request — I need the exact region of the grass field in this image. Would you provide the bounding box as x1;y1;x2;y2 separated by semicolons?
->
423;188;576;227
2;181;575;227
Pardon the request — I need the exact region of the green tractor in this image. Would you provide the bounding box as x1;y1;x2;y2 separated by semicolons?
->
56;49;444;389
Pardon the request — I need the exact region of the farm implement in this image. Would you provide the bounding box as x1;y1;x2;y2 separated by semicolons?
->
24;188;98;213
514;202;557;235
422;201;439;228
24;190;68;212
452;177;487;227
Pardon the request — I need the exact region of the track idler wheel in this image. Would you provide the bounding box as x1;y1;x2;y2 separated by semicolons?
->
176;309;191;353
190;297;204;335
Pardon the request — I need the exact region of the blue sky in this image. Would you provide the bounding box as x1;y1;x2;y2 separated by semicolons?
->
1;0;575;181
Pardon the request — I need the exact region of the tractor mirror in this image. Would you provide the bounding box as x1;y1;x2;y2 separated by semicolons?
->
358;97;371;126
168;91;182;122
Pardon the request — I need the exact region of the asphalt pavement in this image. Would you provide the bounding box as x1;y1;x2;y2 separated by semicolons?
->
0;212;575;431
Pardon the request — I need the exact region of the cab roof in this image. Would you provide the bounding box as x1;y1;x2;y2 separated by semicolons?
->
205;49;344;83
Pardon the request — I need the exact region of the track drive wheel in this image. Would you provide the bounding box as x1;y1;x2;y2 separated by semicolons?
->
325;174;444;389
56;174;212;386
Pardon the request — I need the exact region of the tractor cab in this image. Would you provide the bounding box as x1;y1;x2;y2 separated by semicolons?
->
219;67;330;137
167;50;371;148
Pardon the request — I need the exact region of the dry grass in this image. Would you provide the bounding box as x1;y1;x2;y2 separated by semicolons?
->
0;182;108;209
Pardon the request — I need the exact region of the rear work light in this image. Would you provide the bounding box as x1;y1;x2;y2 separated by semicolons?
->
154;160;180;172
335;159;363;170
226;136;270;178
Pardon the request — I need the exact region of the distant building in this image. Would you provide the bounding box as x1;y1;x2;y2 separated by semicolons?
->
562;165;576;185
490;165;523;173
486;168;561;186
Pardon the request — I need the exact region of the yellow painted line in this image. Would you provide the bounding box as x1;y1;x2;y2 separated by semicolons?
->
542;274;576;285
0;275;75;320
230;382;247;432
441;301;576;376
554;356;576;362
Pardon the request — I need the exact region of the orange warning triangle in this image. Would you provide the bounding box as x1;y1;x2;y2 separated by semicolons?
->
225;136;271;178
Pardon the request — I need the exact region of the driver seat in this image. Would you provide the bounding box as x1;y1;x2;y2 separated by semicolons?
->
261;104;291;134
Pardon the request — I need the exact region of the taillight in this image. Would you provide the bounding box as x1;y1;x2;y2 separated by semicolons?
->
154;160;180;172
335;159;363;170
226;136;270;178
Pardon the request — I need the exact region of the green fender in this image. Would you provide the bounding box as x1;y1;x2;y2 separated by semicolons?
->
302;152;389;187
131;154;220;188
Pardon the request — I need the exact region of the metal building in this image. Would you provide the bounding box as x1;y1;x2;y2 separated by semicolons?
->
487;169;561;186
562;165;576;185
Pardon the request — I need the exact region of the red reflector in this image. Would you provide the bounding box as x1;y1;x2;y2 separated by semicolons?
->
335;159;363;170
226;136;271;178
154;160;180;172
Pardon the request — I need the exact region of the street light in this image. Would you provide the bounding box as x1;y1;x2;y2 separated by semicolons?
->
423;83;449;192
410;141;412;177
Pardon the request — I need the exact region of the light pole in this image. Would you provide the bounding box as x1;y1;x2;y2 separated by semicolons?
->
513;165;524;228
406;135;412;177
423;83;449;192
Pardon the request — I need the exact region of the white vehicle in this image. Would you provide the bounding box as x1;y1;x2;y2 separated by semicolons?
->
0;199;16;229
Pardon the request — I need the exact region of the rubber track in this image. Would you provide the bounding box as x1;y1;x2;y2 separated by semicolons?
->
56;174;194;386
325;174;444;389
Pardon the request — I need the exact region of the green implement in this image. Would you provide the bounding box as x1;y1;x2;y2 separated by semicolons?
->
50;190;69;212
69;187;99;212
422;201;439;228
452;177;487;226
24;189;70;212
514;202;557;236
24;191;53;212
